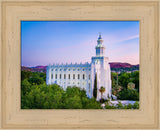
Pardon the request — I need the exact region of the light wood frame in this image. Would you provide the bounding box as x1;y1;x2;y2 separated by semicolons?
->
0;0;159;129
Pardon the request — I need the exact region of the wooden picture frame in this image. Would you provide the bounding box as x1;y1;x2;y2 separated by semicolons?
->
0;0;159;129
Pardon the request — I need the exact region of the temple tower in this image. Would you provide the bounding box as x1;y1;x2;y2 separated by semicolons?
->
96;34;105;57
91;34;112;101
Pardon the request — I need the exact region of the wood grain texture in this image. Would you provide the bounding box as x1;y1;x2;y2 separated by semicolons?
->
0;0;159;129
0;0;1;129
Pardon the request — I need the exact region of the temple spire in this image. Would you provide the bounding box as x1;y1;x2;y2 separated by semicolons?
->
96;33;105;57
97;32;103;45
98;32;102;39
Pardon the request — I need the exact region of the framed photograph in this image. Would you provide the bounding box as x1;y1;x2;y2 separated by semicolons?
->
0;0;159;129
21;21;139;110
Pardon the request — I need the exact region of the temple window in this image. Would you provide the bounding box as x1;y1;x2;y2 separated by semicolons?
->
83;74;85;79
78;74;80;79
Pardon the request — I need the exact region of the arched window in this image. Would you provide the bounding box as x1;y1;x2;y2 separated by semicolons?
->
78;74;80;79
55;74;57;79
83;74;85;79
64;74;66;79
68;74;70;79
51;74;53;79
73;74;75;79
60;74;61;79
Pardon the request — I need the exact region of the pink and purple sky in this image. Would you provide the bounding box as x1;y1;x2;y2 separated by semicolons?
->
21;21;139;67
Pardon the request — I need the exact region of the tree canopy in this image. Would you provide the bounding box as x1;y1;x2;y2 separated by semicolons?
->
111;71;139;100
21;70;139;109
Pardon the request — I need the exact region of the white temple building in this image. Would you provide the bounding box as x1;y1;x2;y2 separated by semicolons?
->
46;34;112;101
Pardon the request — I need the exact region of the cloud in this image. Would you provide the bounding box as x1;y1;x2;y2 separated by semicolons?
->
104;34;139;45
124;35;139;41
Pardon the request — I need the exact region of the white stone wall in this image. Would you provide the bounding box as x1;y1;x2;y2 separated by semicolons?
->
46;63;92;98
91;56;112;101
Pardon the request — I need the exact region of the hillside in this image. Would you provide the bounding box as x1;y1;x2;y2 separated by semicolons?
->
21;66;47;73
21;62;139;73
109;62;138;68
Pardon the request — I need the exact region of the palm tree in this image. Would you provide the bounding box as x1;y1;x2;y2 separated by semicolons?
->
112;85;122;96
99;86;105;103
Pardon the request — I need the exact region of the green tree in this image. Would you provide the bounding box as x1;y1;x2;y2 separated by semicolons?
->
84;98;102;109
21;79;32;95
21;71;139;109
66;86;81;98
28;77;44;85
105;103;116;109
127;103;132;109
118;72;131;89
118;88;139;101
80;89;87;98
116;102;124;109
130;71;139;92
112;85;122;96
39;72;46;81
132;101;139;109
21;71;32;80
111;72;117;88
93;73;97;98
64;95;82;109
